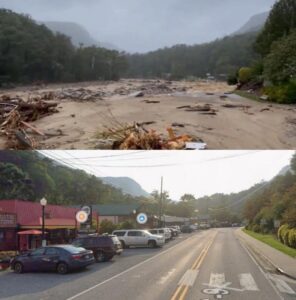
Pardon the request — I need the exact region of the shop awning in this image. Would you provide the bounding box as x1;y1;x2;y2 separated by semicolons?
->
17;230;45;235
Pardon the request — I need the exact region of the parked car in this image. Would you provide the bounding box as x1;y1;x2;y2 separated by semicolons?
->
148;228;171;242
168;227;178;237
112;229;165;248
11;245;94;274
189;224;198;231
72;234;122;262
199;223;211;229
170;225;181;233
181;225;193;233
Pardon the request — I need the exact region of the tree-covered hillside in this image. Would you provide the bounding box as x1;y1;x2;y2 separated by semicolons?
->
0;9;127;85
0;151;146;205
126;32;259;79
238;0;296;103
243;154;296;232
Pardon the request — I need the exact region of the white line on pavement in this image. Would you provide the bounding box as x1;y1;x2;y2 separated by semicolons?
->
159;268;176;285
178;270;199;287
209;273;225;287
268;275;296;295
237;237;284;300
239;273;259;291
66;233;202;300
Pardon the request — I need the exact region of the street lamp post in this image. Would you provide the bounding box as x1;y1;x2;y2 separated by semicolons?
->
40;198;47;247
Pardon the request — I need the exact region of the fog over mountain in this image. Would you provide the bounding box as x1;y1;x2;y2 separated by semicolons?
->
0;0;276;52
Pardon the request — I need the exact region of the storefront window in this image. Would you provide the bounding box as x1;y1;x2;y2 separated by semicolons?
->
0;231;4;242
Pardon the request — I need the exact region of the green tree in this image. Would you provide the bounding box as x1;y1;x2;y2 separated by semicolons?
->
0;163;34;200
255;0;296;56
264;30;296;84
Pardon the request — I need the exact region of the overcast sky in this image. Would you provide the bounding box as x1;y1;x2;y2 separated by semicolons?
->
40;150;294;200
0;0;276;52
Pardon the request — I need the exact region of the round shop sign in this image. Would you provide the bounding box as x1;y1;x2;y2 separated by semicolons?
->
137;213;148;224
76;210;88;223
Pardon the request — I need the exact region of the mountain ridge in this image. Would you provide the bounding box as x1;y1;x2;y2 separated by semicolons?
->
42;21;120;50
101;177;150;198
233;11;269;35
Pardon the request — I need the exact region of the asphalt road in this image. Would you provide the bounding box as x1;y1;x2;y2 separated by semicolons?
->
0;229;295;300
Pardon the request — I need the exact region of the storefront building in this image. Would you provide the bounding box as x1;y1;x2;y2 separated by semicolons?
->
0;212;17;251
0;200;80;251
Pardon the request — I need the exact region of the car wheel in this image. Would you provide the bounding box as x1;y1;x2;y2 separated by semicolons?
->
148;240;156;248
95;251;106;263
120;241;128;249
14;262;24;274
56;262;68;274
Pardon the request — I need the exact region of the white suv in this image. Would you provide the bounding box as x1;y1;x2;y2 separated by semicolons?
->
112;229;165;248
148;228;172;242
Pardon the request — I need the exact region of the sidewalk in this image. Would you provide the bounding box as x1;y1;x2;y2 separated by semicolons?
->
236;228;296;279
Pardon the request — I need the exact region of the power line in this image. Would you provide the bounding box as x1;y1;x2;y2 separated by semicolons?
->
208;181;270;212
39;151;261;169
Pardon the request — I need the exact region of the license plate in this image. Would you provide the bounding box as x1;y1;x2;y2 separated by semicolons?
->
85;255;90;259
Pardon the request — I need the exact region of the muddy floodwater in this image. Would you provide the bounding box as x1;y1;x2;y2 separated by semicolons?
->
1;79;296;149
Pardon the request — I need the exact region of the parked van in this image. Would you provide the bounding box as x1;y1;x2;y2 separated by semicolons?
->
112;229;165;248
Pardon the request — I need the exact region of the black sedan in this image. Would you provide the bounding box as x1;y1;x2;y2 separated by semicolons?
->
11;245;94;274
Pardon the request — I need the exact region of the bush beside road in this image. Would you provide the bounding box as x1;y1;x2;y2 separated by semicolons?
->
243;228;296;258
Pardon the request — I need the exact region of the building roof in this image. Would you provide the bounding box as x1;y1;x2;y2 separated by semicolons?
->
92;204;142;216
160;215;190;223
0;200;78;228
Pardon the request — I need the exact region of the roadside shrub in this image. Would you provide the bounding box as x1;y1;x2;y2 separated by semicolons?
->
238;67;253;84
117;220;136;230
283;228;291;246
99;219;118;234
265;80;296;104
288;228;296;248
278;224;288;243
252;224;261;233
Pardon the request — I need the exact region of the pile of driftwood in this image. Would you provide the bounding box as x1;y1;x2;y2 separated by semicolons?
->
0;94;58;149
177;104;217;115
41;88;106;102
99;123;194;150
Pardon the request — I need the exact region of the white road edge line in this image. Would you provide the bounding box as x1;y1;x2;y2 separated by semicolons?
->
268;274;296;295
237;236;284;300
66;233;204;300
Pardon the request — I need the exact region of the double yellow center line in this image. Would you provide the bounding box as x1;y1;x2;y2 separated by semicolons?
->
171;232;217;300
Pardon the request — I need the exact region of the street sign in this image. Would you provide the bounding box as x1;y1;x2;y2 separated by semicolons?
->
81;206;91;215
137;213;148;224
76;211;88;223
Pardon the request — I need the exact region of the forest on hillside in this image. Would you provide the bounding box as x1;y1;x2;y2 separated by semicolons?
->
0;151;145;205
0;9;127;85
243;153;296;232
238;0;296;103
243;153;296;248
126;32;258;80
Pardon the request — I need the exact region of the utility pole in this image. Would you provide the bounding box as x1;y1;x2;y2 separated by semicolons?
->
160;176;163;227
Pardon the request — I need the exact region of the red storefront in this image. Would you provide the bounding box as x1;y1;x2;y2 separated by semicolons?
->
0;200;80;251
0;212;17;251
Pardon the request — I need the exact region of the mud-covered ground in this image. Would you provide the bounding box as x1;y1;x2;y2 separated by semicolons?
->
1;79;296;149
